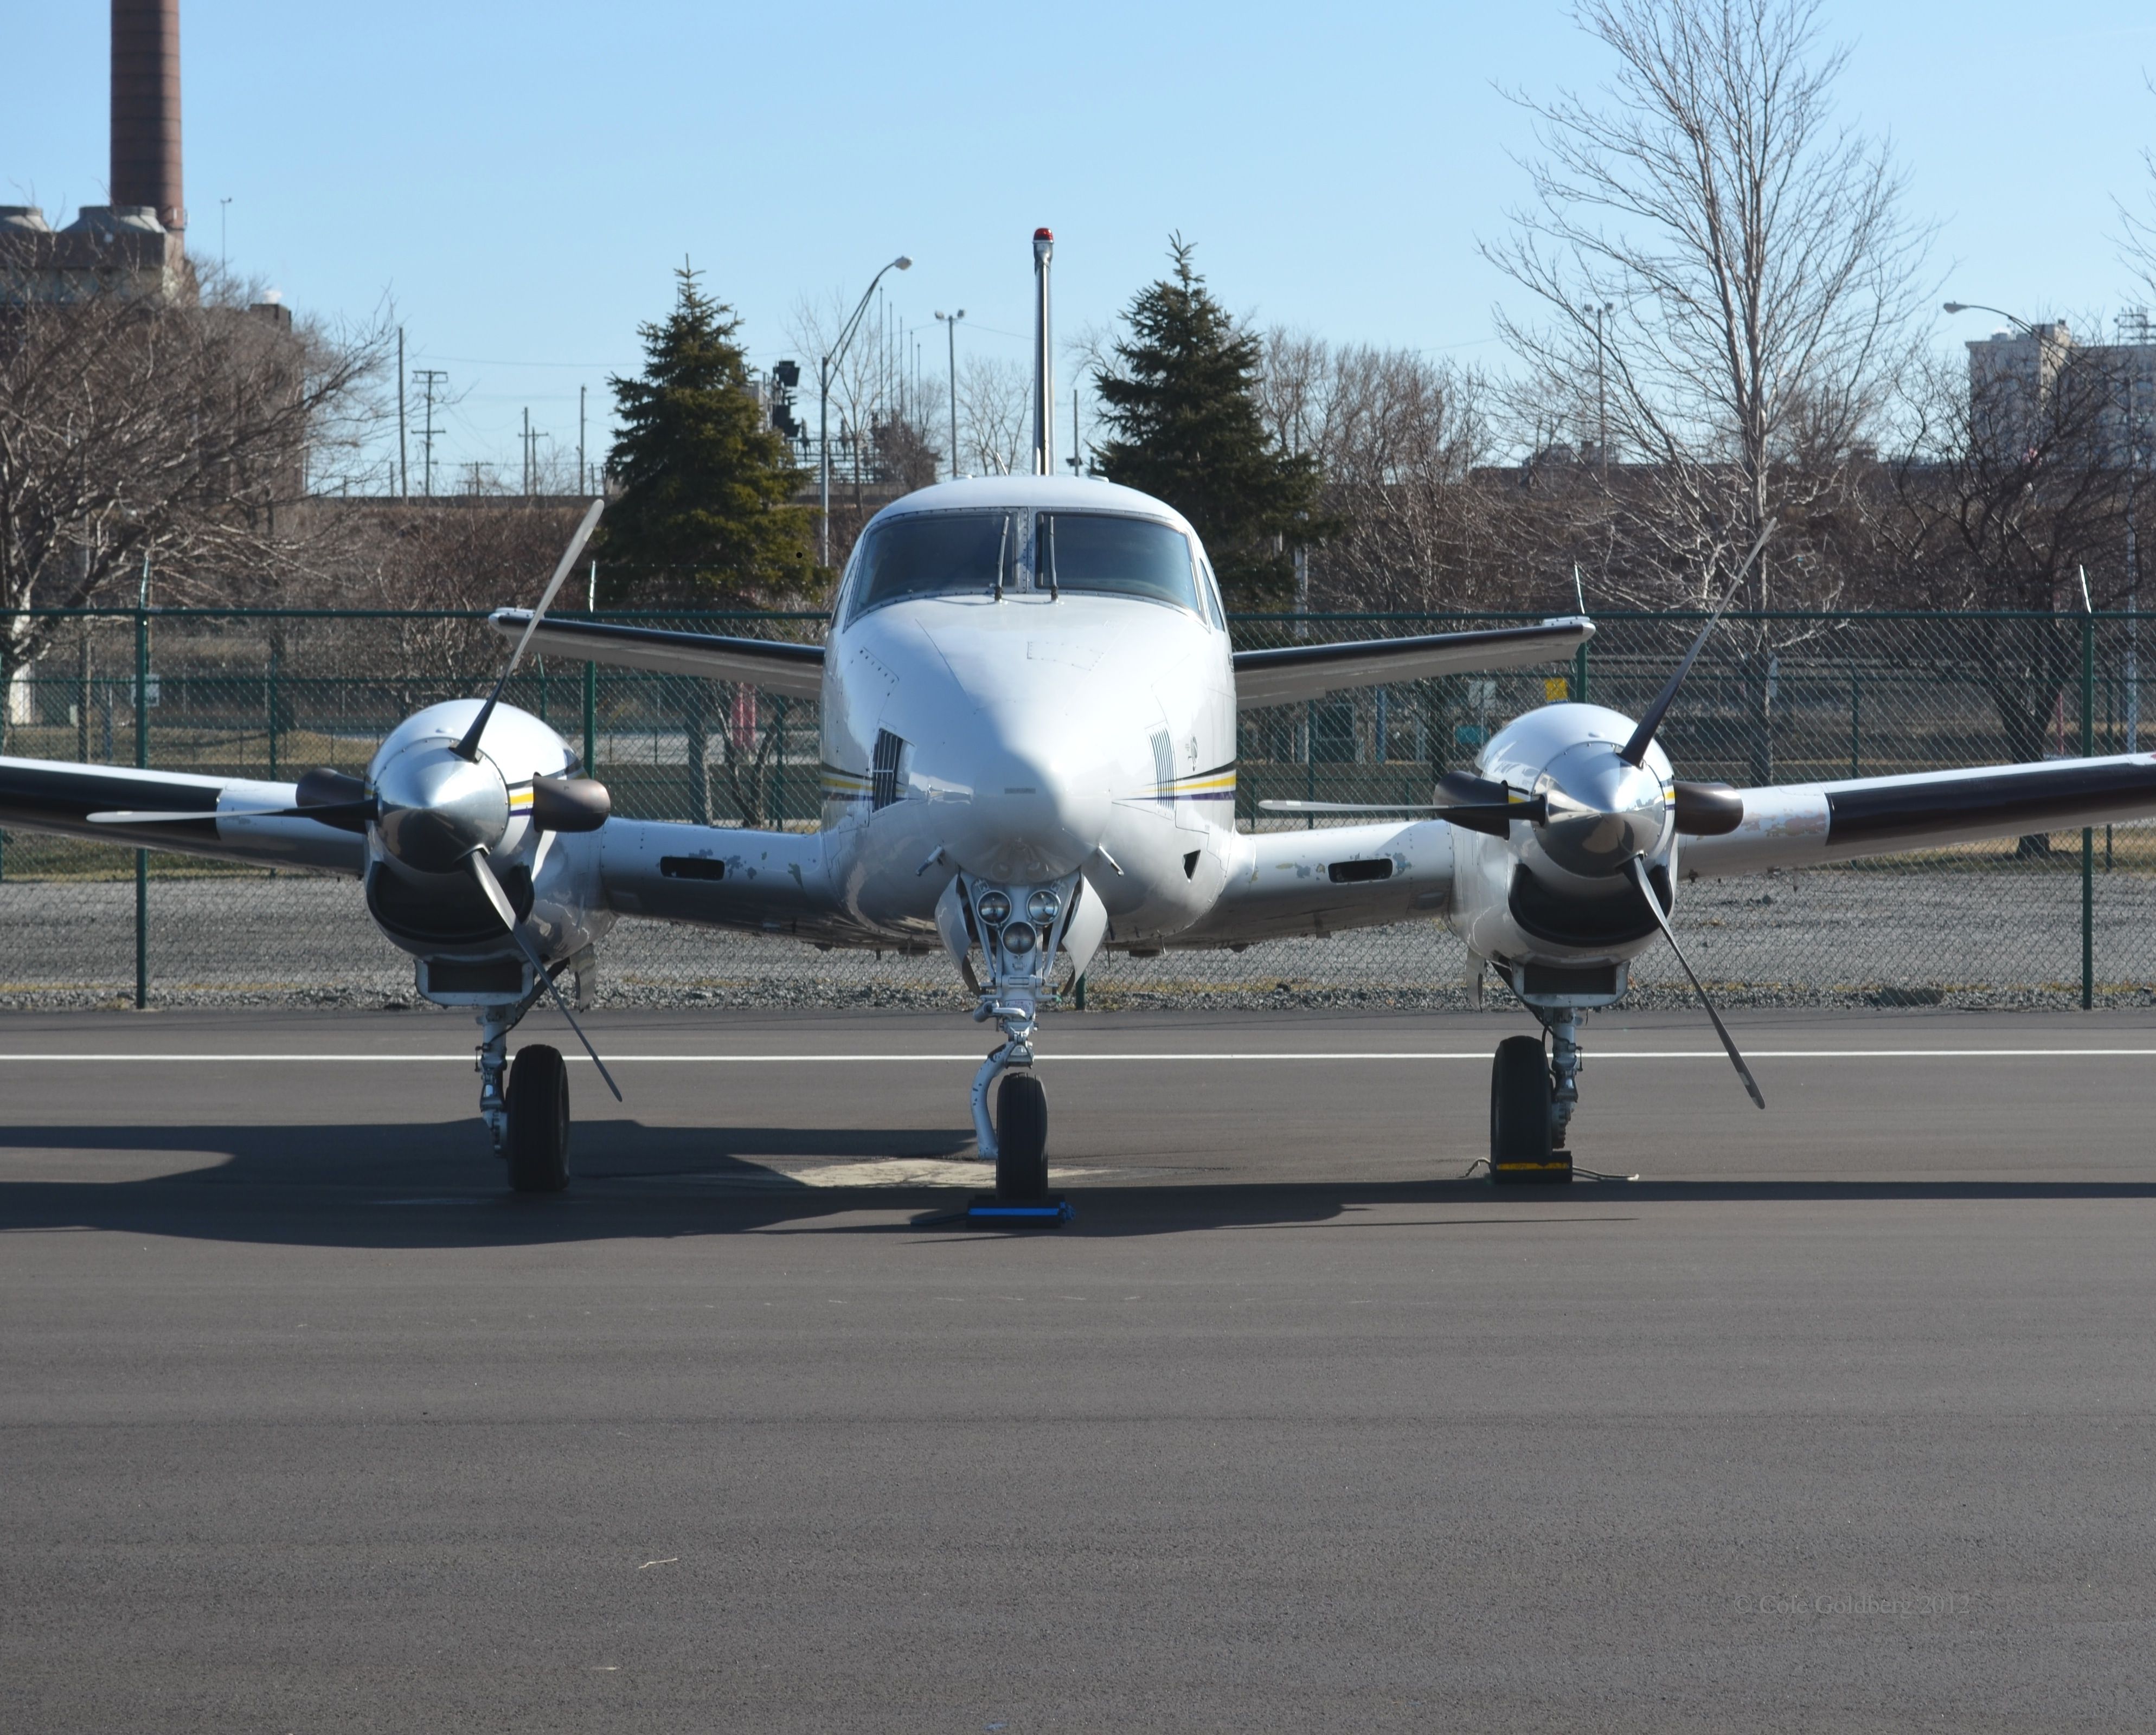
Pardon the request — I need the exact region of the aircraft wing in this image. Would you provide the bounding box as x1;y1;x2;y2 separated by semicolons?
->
489;612;826;698
1233;618;1593;711
0;756;367;874
1160;819;1455;947
1680;752;2156;880
595;818;883;946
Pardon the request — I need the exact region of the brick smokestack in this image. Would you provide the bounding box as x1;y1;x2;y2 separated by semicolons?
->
111;0;184;235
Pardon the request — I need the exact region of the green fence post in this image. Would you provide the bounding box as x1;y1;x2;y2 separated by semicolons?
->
582;658;596;775
1848;658;1860;778
2082;611;2095;1010
1573;639;1588;706
267;641;279;778
135;577;150;1011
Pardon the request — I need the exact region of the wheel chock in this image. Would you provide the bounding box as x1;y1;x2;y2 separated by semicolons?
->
964;1194;1073;1227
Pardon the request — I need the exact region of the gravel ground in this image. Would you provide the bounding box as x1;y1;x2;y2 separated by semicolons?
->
4;858;2153;1012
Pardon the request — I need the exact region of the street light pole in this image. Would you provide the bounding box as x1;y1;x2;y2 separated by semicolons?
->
1594;301;1614;473
936;309;966;479
819;254;913;568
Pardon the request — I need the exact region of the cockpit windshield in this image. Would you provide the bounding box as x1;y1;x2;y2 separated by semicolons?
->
847;511;1013;620
1038;513;1198;612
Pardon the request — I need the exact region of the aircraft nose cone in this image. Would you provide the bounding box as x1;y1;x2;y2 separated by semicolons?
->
374;741;509;873
938;729;1112;884
1534;742;1668;877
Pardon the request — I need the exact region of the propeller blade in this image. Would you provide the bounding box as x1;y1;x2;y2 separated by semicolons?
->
89;798;376;832
453;496;606;763
1618;521;1776;768
464;846;523;933
510;923;625;1102
1259;799;1444;814
1625;854;1765;1110
465;846;623;1102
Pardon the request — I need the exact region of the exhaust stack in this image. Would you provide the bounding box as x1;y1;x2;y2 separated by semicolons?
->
111;0;185;235
1031;228;1054;476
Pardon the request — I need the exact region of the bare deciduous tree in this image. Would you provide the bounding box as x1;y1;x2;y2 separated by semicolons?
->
1484;0;1930;775
1257;332;1500;611
0;267;389;743
955;354;1030;478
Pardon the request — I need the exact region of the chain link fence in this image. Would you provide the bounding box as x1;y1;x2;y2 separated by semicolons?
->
4;605;2154;1012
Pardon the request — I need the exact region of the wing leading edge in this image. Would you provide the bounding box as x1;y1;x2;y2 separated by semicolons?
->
1233;618;1594;710
487;612;825;698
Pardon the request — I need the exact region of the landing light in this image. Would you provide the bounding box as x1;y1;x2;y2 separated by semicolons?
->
1026;890;1061;924
1003;921;1039;955
978;890;1012;925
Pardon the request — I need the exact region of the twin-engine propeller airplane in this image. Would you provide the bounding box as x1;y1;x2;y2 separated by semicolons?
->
7;229;2156;1199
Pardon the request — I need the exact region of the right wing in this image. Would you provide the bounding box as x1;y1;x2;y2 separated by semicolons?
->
490;612;825;698
595;819;887;947
1233;618;1592;710
0;756;367;875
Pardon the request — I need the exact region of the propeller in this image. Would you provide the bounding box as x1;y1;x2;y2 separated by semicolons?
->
1260;772;1552;838
90;768;379;832
1624;854;1764;1110
1618;522;1776;769
453;496;606;764
464;845;623;1103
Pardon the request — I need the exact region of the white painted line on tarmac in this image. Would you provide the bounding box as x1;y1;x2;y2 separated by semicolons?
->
2;1048;2156;1064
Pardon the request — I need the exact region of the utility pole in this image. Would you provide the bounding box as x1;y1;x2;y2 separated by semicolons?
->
579;384;587;495
1594;301;1614;473
396;329;407;499
219;195;230;270
1068;385;1081;474
936;309;965;479
523;407;531;496
412;368;448;498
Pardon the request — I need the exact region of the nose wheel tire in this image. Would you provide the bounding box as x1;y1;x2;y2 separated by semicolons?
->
1491;1034;1569;1184
506;1043;570;1193
994;1071;1049;1201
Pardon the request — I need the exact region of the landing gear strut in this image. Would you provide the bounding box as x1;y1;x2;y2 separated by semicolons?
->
953;871;1085;1207
1487;965;1625;1185
474;986;570;1194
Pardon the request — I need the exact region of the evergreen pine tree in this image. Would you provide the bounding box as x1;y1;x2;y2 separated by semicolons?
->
1092;237;1326;609
600;264;812;604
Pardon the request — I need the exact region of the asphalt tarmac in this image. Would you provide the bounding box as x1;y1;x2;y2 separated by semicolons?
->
4;1004;2155;1732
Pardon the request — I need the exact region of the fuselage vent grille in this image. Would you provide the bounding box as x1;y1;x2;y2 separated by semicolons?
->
1150;728;1175;801
872;729;906;812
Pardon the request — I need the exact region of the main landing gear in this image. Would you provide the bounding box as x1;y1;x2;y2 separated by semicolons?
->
476;992;572;1194
1485;963;1621;1186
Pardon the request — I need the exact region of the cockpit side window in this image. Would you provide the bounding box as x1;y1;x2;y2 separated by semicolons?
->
845;511;1016;623
1036;513;1200;614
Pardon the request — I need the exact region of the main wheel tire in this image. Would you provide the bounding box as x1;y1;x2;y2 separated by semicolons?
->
1490;1034;1567;1184
506;1043;570;1193
994;1071;1049;1201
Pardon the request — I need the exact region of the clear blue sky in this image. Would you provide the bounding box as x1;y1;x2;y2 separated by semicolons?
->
8;1;2155;483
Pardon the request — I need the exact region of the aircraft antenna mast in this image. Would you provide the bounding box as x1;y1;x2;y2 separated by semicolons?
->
1032;228;1055;476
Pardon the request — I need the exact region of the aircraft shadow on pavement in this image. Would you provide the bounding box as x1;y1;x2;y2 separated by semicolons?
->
5;1117;2156;1248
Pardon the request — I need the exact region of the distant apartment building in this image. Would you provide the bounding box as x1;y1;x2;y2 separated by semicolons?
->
1965;314;2156;464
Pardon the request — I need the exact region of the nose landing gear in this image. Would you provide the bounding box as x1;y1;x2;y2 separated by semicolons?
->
951;872;1086;1214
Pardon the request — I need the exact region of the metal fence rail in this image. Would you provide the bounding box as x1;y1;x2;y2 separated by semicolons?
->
3;605;2152;1012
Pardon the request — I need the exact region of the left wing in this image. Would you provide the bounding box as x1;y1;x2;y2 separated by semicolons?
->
1234;618;1592;710
1681;753;2156;879
490;612;825;698
0;756;367;874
